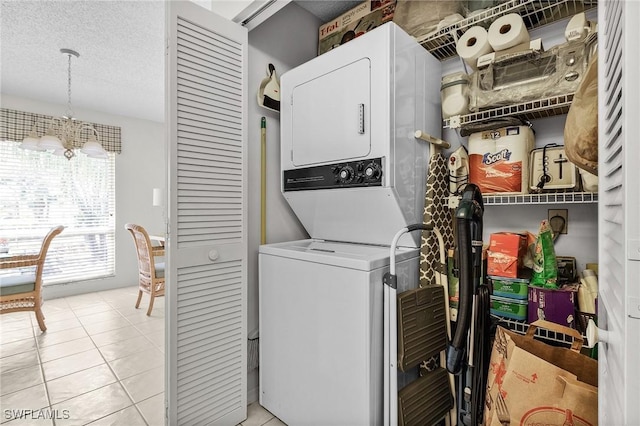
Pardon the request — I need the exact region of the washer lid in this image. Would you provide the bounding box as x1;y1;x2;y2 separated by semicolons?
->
259;239;418;271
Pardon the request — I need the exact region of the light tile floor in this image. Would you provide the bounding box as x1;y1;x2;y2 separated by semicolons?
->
0;286;283;426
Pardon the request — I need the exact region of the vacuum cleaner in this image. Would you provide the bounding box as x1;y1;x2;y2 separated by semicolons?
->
446;183;491;426
384;184;490;426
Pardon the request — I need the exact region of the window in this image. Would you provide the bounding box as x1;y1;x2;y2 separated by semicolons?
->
0;141;116;284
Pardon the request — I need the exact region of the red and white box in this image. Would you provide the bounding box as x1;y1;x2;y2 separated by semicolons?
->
318;0;396;56
487;232;529;278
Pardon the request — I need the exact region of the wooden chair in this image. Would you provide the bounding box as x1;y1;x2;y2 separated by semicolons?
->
0;226;64;332
125;223;165;316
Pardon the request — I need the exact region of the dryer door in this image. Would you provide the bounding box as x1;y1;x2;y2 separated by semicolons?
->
291;58;371;167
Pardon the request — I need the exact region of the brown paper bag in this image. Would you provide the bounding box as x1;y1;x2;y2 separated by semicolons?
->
564;56;598;176
484;320;598;426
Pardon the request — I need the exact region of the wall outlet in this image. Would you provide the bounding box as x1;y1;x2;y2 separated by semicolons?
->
548;209;568;234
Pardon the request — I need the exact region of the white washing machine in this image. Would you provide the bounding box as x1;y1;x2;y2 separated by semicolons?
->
259;240;419;426
260;22;442;426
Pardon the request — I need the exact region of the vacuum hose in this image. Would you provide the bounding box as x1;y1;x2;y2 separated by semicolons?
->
446;184;484;375
447;217;472;374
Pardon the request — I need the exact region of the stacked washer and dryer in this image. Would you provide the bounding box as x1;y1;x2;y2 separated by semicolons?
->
259;22;442;425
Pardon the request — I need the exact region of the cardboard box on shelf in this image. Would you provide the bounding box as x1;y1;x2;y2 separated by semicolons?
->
487;232;528;279
318;0;396;56
528;284;578;329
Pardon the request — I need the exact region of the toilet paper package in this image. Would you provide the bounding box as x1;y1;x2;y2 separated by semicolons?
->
468;126;534;195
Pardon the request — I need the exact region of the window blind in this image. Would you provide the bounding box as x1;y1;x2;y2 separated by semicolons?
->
0;140;116;284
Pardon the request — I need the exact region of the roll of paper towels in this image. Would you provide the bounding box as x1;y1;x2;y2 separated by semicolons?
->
488;13;530;51
456;26;493;70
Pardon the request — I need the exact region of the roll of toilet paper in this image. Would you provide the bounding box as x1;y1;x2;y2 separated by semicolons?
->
456;26;493;70
488;13;530;51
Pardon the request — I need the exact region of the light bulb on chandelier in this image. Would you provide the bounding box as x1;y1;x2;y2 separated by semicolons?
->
20;48;108;160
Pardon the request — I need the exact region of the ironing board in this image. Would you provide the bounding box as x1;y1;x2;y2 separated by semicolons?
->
420;153;454;287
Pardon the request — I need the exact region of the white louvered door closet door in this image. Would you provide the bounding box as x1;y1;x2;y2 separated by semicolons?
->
598;0;640;424
166;2;248;425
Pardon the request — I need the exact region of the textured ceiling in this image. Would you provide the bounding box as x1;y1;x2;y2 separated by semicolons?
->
0;1;357;124
1;1;165;123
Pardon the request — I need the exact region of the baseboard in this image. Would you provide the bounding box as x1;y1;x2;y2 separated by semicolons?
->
42;280;135;300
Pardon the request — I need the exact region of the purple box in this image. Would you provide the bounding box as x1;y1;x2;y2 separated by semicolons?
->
528;285;578;328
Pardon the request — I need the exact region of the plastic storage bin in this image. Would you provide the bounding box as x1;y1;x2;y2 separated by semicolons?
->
490;295;528;320
490;276;529;300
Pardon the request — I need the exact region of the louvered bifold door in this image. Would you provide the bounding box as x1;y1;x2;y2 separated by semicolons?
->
166;2;248;425
598;1;640;423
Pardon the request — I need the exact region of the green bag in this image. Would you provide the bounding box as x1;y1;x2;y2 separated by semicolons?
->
530;220;558;288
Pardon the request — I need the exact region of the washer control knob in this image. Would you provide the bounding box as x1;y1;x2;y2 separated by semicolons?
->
364;163;381;180
338;166;354;183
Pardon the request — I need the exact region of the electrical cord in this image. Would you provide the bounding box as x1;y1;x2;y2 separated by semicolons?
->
535;143;560;193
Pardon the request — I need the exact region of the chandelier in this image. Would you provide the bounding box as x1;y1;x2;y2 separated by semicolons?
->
20;48;108;160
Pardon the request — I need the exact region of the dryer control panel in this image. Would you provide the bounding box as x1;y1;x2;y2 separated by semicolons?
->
283;158;383;191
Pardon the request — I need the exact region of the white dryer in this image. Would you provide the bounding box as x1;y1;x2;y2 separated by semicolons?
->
279;21;442;248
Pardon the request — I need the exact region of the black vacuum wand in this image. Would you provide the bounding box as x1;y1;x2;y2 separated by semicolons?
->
446;183;488;426
447;184;484;375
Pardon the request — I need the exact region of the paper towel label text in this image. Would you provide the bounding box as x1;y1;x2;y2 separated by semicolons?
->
483;149;513;165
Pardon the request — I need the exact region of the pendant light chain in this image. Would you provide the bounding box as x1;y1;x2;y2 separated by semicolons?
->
66;53;74;119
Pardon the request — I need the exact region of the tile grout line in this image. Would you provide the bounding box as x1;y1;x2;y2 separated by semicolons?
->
94;293;155;426
33;308;56;426
42;293;139;426
3;288;162;426
42;295;81;426
46;291;155;425
74;294;149;426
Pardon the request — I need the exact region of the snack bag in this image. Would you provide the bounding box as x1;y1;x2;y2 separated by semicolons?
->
530;220;558;288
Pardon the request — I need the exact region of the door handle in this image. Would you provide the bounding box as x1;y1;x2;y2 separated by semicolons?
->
208;249;219;261
358;104;365;134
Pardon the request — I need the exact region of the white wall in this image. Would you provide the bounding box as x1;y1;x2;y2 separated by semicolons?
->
1;94;165;299
245;2;320;403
